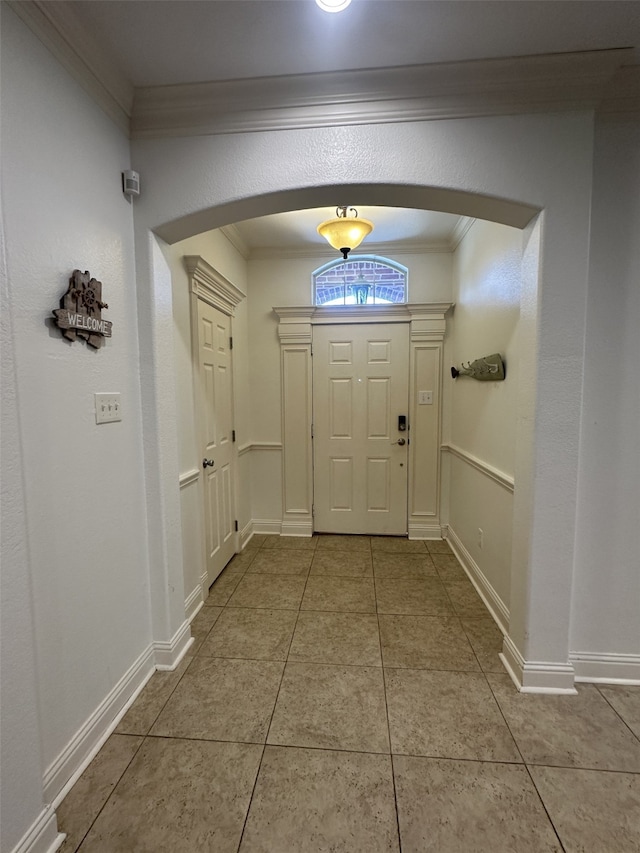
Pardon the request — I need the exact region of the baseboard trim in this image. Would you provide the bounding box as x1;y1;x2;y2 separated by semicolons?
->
184;585;203;622
570;651;640;685
501;635;577;694
9;805;64;853
153;620;193;671
445;525;510;635
407;521;443;540
43;643;155;803
240;519;254;549
281;520;314;537
251;519;282;535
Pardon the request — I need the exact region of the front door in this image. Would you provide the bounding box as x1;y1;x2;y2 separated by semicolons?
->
312;323;409;534
197;299;236;585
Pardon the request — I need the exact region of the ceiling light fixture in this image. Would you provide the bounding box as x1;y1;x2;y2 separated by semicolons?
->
317;206;374;259
315;0;352;12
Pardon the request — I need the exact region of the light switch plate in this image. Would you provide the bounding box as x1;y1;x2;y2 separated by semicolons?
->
418;390;433;405
95;393;121;424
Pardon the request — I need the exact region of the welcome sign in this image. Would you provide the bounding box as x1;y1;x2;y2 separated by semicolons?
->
53;270;112;349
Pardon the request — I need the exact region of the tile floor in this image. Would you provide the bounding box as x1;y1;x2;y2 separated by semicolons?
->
57;535;640;852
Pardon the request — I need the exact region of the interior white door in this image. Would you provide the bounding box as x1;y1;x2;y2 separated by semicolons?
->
197;299;236;585
312;323;409;535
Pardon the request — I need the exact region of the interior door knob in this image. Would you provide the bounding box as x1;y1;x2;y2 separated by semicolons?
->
394;438;406;446
202;458;215;468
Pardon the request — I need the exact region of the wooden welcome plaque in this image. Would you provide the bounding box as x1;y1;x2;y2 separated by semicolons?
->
53;270;112;349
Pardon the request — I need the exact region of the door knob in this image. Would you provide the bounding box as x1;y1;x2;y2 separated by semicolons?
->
393;438;406;446
202;458;215;468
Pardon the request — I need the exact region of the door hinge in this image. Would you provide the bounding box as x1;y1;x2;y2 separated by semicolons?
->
229;336;233;350
232;429;236;442
234;520;238;532
311;423;314;439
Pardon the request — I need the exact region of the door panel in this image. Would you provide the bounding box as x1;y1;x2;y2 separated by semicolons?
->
198;300;236;585
313;323;409;535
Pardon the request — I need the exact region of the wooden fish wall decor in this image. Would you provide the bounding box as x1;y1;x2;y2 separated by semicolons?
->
451;353;505;381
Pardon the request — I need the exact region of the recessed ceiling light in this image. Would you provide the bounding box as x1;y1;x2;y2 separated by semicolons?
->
315;0;352;13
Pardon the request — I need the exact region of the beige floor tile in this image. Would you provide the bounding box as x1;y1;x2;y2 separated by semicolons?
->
373;552;437;579
191;605;224;634
371;536;428;554
530;765;640;853
151;656;284;743
268;662;390;753
189;605;224;653
78;738;262;853
114;658;193;735
309;549;373;578
289;611;381;666
227;574;307;610
315;534;372;552
385;669;521;761
57;734;143;853
302;576;376;613
206;571;244;605
431;553;467;582
246;533;270;547
394;756;561;853
198;607;298;660
239;746;399;853
379;615;479;671
246;549;313;575
425;539;453;554
489;675;640;772
598;684;640;738
262;535;318;550
461;616;505;673
375;577;453;616
443;578;489;618
225;550;258;573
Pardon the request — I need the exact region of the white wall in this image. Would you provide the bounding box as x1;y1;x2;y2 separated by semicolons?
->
1;7;151;846
571;116;640;675
445;220;523;618
167;231;249;608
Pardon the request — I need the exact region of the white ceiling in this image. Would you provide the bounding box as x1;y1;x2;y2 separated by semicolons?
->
66;0;640;251
72;1;640;86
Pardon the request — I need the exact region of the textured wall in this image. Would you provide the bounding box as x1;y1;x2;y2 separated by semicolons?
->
571;117;640;661
445;219;523;613
1;10;150;838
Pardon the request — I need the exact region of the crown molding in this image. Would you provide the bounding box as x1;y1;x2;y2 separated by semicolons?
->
130;49;633;139
7;0;134;135
450;217;476;250
246;239;455;261
11;1;636;139
220;225;250;259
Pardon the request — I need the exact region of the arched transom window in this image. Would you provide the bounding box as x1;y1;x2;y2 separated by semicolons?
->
313;256;408;306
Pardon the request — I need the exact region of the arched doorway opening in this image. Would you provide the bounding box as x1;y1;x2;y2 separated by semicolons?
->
137;180;568;693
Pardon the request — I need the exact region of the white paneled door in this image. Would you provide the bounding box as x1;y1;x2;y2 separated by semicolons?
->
312;323;409;534
197;299;236;585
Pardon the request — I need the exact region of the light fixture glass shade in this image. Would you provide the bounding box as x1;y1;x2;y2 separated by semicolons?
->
317;208;374;258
